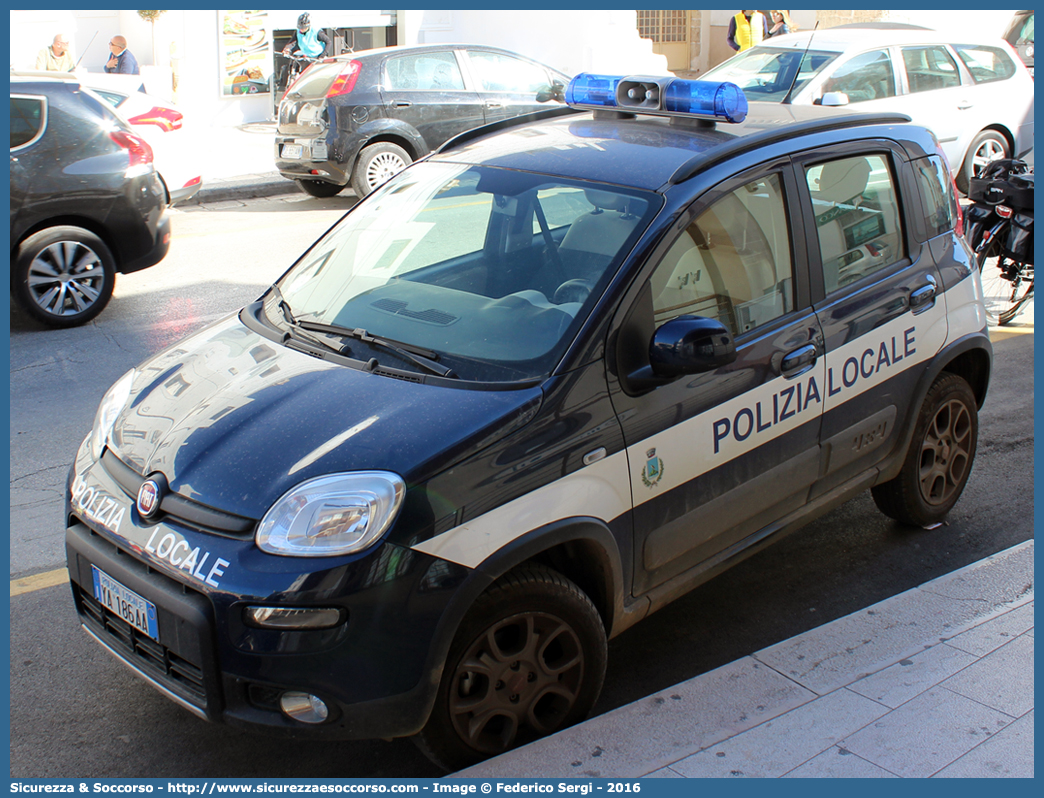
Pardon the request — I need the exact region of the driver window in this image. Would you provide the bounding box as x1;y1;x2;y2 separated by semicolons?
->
650;173;793;336
821;50;896;103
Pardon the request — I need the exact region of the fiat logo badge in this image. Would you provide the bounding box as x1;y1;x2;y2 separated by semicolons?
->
137;479;162;519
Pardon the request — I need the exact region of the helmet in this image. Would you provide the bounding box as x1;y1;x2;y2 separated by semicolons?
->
297;12;311;31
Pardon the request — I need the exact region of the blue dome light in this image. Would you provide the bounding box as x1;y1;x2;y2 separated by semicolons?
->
664;80;749;124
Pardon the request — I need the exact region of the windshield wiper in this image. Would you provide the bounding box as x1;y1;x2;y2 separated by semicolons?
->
296;320;457;379
267;287;352;357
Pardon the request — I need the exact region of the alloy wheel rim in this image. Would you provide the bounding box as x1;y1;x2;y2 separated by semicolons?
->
27;241;105;317
365;152;407;190
972;139;1006;176
448;611;584;755
918;398;972;506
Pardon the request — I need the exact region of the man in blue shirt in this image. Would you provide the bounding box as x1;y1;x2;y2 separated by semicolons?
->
104;35;140;75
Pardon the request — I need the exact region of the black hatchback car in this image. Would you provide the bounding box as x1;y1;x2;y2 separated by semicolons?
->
10;77;171;327
275;43;569;198
68;75;990;771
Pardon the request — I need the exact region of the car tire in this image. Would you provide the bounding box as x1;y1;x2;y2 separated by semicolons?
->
351;142;412;198
414;566;607;772
13;226;116;328
296;179;345;198
871;373;978;527
956;130;1010;194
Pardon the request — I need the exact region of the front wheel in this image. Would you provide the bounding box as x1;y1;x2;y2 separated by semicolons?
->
414;566;607;772
871;373;978;527
296;179;344;198
13;226;116;327
975;235;1033;326
351;142;411;198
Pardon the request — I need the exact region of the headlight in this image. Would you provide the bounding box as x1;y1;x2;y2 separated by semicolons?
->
89;369;136;460
256;472;406;557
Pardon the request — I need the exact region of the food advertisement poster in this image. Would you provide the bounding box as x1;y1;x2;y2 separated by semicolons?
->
220;10;271;96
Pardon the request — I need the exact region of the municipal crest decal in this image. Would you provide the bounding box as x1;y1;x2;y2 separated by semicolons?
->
641;448;664;488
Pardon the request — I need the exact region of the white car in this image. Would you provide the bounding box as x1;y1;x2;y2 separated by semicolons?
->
13;71;202;204
701;23;1035;192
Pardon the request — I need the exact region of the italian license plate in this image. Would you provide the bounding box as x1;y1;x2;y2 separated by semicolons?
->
282;143;303;159
92;565;159;640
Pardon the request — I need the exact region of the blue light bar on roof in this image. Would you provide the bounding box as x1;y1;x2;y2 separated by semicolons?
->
566;74;748;124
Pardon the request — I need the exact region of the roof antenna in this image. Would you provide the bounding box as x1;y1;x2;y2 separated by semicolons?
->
781;22;819;105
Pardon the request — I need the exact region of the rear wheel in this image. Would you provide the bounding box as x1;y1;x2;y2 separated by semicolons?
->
957;130;1009;194
296;179;344;198
975;236;1034;325
872;373;978;527
13;226;116;327
351;142;411;198
414;566;607;772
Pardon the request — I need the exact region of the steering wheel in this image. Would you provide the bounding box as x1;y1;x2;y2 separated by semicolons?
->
553;279;593;305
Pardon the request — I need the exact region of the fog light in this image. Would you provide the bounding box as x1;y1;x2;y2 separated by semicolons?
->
280;692;329;724
244;606;344;629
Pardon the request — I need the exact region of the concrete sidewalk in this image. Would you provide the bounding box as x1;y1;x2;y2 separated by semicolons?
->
457;540;1034;779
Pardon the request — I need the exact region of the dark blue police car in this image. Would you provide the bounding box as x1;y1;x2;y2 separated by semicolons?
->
66;74;991;771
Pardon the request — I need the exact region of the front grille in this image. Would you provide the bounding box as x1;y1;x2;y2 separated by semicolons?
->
77;583;207;706
101;449;256;538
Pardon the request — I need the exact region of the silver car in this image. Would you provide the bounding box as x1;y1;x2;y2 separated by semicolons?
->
701;23;1034;192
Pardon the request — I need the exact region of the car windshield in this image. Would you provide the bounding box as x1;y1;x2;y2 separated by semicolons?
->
702;47;838;101
273;162;660;383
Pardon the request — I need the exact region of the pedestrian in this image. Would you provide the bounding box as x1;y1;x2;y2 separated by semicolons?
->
727;10;768;52
36;33;75;72
104;35;140;75
767;10;796;37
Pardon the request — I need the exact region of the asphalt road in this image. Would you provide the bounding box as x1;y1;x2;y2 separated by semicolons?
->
8;193;1035;778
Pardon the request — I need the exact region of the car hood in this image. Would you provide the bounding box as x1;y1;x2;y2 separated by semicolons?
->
107;315;542;520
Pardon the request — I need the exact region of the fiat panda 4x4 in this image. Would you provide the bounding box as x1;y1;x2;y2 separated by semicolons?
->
66;75;991;771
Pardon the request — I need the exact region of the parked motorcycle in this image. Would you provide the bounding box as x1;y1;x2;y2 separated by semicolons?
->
964;158;1034;325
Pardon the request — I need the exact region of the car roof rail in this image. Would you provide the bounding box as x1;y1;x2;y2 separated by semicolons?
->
669;112;912;186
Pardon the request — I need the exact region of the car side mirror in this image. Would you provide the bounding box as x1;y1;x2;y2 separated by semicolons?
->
626;316;737;392
819;91;850;107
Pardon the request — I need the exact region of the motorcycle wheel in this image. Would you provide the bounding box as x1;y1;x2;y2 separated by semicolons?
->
975;236;1034;326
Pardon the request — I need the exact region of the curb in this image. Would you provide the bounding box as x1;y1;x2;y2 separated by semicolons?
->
175;173;302;207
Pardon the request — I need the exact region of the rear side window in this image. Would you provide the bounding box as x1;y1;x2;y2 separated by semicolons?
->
467;51;550;93
913;155;960;238
805;154;904;292
951;44;1017;83
10;96;46;149
821;50;896;103
385;51;465;91
901;46;961;92
650;172;794;336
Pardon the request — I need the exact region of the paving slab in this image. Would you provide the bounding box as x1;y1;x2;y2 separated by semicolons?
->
932;710;1035;778
846;641;977;708
667;688;888;778
783;747;899;778
838;687;1014;778
940;632;1034;717
942;602;1035;657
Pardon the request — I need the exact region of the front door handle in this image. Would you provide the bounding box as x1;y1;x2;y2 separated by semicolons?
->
485;101;504;109
910;275;937;314
781;343;818;378
392;101;412;108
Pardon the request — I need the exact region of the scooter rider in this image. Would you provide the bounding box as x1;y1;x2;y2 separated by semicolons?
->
282;13;329;58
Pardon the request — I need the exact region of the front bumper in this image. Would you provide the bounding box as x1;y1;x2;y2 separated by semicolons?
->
64;445;474;739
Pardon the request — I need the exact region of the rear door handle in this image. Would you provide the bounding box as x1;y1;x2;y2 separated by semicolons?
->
957;101;973;110
781;343;818;378
392;101;412;108
485;101;504;109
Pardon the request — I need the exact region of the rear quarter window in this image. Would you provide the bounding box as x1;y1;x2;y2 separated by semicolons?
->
951;44;1017;83
913;155;960;238
10;96;46;149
